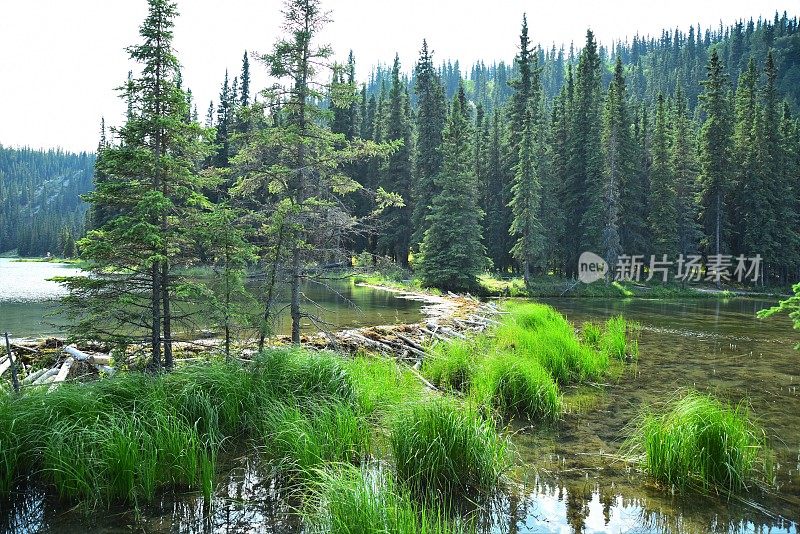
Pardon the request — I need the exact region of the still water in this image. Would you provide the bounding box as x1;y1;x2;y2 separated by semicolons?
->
0;258;422;339
1;273;798;532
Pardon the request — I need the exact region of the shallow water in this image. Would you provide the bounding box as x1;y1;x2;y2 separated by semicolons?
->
2;297;799;533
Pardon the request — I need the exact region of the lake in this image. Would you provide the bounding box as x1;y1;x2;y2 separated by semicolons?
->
1;267;798;532
0;258;423;339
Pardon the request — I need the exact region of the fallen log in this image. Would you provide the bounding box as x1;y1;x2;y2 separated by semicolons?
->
32;367;59;386
11;343;39;355
63;346;115;374
396;334;425;353
22;367;48;385
48;357;75;392
0;353;17;377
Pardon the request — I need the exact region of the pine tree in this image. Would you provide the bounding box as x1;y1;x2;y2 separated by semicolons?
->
63;0;211;368
648;94;679;257
697;48;733;259
377;55;413;267
509;110;543;284
731;58;759;255
418;85;487;290
411;40;447;248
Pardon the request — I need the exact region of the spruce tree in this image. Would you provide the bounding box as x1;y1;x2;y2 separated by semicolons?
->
418;86;487;291
378;55;413;267
411;40;447;248
648;94;679;257
671;84;701;256
509;109;543;284
600;57;631;269
697;48;733;259
63;0;211;368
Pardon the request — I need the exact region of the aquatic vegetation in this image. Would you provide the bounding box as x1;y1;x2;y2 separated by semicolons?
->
600;315;631;360
257;401;370;478
422;339;478;392
627;392;767;493
306;465;466;534
343;355;423;420
472;352;561;422
390;399;509;499
494;302;612;383
581;321;602;346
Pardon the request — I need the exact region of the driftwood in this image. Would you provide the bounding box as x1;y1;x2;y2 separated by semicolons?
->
0;353;17;377
63;346;115;375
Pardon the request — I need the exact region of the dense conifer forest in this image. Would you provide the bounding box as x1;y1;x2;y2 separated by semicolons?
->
0;146;94;256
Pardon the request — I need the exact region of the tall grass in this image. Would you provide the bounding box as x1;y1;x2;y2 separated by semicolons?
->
494;303;609;383
306;465;467;534
257;401;370;478
626;391;767;493
390;400;509;499
472;352;561;422
0;348;369;506
422;339;477;392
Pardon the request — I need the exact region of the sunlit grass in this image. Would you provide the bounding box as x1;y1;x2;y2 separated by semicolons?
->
626;391;768;493
390;399;509;500
306;464;469;534
472;352;561;422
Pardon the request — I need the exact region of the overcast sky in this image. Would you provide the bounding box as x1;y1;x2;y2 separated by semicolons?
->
0;0;790;153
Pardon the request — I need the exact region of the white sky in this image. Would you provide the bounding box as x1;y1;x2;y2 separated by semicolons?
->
0;0;790;153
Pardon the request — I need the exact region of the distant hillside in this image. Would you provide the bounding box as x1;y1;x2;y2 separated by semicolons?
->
0;146;95;256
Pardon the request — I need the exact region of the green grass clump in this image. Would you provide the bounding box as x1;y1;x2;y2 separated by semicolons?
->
0;348;365;505
473;353;561;422
422;339;477;392
306;465;465;534
343;355;423;420
600;315;638;361
390;400;509;499
581;321;602;346
257;401;370;478
495;303;608;384
627;392;767;493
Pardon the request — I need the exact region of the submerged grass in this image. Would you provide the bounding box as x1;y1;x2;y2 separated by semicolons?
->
626;391;767;493
390;399;509;500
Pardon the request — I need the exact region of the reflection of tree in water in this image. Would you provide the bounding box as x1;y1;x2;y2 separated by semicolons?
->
565;483;591;533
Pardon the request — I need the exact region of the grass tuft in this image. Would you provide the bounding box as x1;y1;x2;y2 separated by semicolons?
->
306;465;466;534
626;391;767;493
390;400;509;499
472;352;561;422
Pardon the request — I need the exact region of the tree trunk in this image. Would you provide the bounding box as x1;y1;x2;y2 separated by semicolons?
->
162;262;173;369
151;263;162;368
